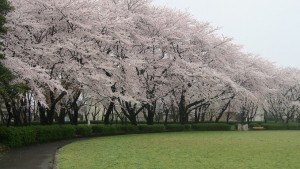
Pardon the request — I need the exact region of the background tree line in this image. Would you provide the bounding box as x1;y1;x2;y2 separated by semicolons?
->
1;0;300;127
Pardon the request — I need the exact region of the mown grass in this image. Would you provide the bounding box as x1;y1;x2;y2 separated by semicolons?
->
56;131;300;169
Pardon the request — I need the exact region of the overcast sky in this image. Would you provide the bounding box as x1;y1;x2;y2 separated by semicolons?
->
152;0;300;68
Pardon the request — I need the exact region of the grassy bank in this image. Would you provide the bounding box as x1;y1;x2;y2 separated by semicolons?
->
57;131;300;169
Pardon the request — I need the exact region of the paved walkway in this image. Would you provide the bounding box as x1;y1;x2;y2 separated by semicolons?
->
0;139;82;169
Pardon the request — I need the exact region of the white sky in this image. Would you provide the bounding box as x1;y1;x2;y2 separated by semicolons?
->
152;0;300;68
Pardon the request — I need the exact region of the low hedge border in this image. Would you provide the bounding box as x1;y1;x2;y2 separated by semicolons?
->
192;123;232;131
75;125;92;137
164;124;193;132
261;124;300;130
0;127;36;147
0;125;77;147
0;123;232;148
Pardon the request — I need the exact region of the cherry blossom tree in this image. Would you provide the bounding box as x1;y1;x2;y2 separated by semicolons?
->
3;0;300;126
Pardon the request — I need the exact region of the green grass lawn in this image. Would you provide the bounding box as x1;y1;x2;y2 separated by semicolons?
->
56;131;300;169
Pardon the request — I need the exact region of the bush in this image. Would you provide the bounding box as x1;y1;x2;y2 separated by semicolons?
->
184;124;192;130
21;127;36;145
0;127;36;147
102;125;120;135
34;125;76;142
0;125;78;147
34;126;62;142
91;125;118;135
75;125;92;137
139;125;165;133
0;127;23;147
191;123;231;131
261;123;300;130
90;120;104;125
165;124;186;132
91;125;104;134
115;125;139;134
60;125;76;139
287;124;300;130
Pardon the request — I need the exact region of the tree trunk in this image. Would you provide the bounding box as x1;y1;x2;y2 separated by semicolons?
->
4;101;13;127
195;108;200;123
38;102;47;125
58;107;66;124
209;113;213;122
200;112;206;122
12;100;21;126
27;94;32;125
104;102;114;125
120;101;145;126
46;105;56;125
178;91;187;124
129;112;138;125
47;91;67;125
0;106;4;125
215;99;232;123
164;108;169;125
72;107;79;125
226;112;231;123
145;102;156;125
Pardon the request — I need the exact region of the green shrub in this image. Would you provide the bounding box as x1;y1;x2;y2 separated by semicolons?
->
102;125;119;135
60;125;76;139
287;124;300;130
0;127;36;147
165;124;186;132
34;125;76;142
184;124;192;130
91;125;120;135
138;125;165;133
191;123;231;131
261;124;285;130
75;125;92;137
262;123;300;130
34;126;62;142
115;125;139;134
0;127;22;147
90;120;104;125
91;125;103;134
21;127;36;145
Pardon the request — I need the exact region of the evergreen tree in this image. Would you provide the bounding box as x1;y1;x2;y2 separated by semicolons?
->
0;0;13;86
0;0;12;58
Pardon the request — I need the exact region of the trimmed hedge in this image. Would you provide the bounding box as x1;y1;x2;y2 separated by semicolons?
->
165;124;186;132
92;125;140;135
91;125;121;135
139;125;165;133
0;127;36;147
60;125;77;139
0;125;77;147
184;124;192;130
261;123;300;130
1;123;237;148
192;123;231;131
116;125;139;134
35;126;62;142
75;125;92;137
34;125;77;142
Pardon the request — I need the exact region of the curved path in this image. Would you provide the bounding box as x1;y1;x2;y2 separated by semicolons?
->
0;139;83;169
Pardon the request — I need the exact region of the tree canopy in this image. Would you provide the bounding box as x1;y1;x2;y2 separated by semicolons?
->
1;0;300;126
